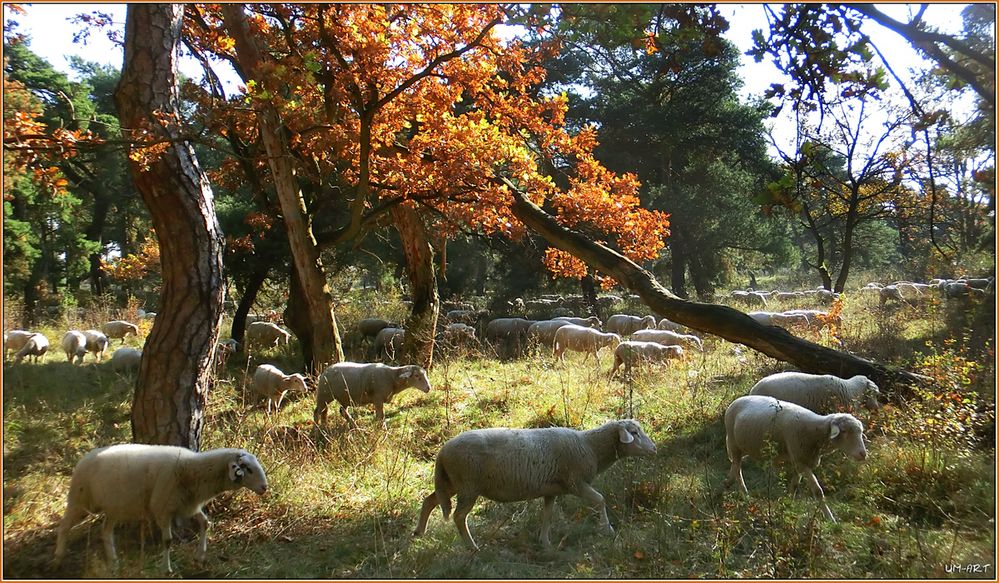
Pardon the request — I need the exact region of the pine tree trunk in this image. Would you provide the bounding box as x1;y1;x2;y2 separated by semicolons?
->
392;205;439;368
222;5;343;374
505;182;921;393
115;4;225;449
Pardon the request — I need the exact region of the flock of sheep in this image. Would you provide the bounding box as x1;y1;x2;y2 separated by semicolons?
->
6;274;985;574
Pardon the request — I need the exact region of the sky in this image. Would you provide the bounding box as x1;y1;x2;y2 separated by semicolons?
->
4;3;976;154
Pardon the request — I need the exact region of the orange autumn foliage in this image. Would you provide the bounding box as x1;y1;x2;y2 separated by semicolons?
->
183;5;668;278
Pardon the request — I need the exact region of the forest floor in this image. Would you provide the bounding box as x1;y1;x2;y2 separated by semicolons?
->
3;286;995;579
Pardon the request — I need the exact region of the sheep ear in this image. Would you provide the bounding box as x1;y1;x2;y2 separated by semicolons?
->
829;422;841;440
399;368;413;380
618;424;635;444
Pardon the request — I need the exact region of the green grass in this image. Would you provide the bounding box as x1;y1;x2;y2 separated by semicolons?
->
2;289;995;579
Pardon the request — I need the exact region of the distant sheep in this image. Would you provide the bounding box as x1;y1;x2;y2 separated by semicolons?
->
724;395;867;522
245;321;291;352
252;364;308;413
110;347;143;372
604;314;657;336
553;324;621;364
83;330;110;362
749;372;880;414
357;318;398;344
631;329;702;351
371;327;405;361
13;333;49;364
414;419;657;549
440;323;479;352
101;321;140;345
54;444;268;573
657;318;684;332
314;362;431;428
609;341;683;377
552;315;602;328
526;320;573;351
61;331;88;365
483;318;537;359
4;330;35;360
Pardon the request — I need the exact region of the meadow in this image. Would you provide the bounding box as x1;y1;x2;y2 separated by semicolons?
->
2;282;995;579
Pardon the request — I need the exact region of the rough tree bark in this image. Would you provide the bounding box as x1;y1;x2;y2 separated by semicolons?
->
115;4;225;449
222;5;344;374
392;204;439;368
504;180;921;392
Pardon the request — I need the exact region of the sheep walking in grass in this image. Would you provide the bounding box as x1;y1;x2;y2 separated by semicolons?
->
12;332;49;364
101;321;140;345
53;444;268;573
609;341;684;377
4;330;36;360
82;330;110;362
552;324;621;364
245;321;291;352
631;329;703;352
314;362;431;428
413;419;657;549
110;347;142;372
724;395;868;522
749;372;880;414
604;314;657;336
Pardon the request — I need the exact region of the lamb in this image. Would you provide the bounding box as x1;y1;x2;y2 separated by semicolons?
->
101;320;140;345
314;362;431;428
723;395;867;522
53;444;268;573
252;364;308;413
245;321;291;352
631;329;703;351
83;330;110;362
553;324;621;364
13;332;49;364
62;331;88;365
609;341;684;377
552;315;602;328
110;347;143;372
749;372;880;414
4;330;36;360
483;318;537;359
413;419;657;549
370;327;405;361
604;314;657;336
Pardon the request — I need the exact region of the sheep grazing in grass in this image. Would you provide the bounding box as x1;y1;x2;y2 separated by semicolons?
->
604;314;657;337
4;330;36;360
82;330;110;362
413;419;657;549
101;321;140;345
483;318;537;359
440;323;479;352
609;341;684;377
62;331;88;365
552;315;602;328
252;364;308;413
371;327;405;361
749;372;880;414
245;322;291;352
13;332;49;364
631;329;703;352
553;324;621;364
53;444;268;573
110;347;142;372
314;362;431;428
357;318;398;345
526;319;573;351
657;318;684;332
724;395;867;522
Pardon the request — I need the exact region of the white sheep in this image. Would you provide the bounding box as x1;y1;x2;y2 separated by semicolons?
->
413;419;657;549
657;317;684;331
82;329;110;362
724;395;867;521
879;285;906;305
53;444;268;573
552;315;602;328
604;314;657;336
13;332;49;364
747;311;776;326
110;347;142;372
101;320;140;345
631;328;703;351
609;341;684;377
252;364;308;413
552;324;621;364
483;318;537;359
314;362;431;428
4;330;35;360
370;327;405;360
749;372;880;414
245;321;291;352
62;331;88;365
526;319;573;351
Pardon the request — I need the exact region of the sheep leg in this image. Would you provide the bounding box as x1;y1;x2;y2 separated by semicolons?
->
724;441;749;494
539;496;556;547
801;468;835;522
54;503;89;565
576;483;613;535
452;494;480;550
313;400;329;426
101;517;118;571
155;514;174;573
374;402;387;428
193;510;210;560
339;406;359;429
